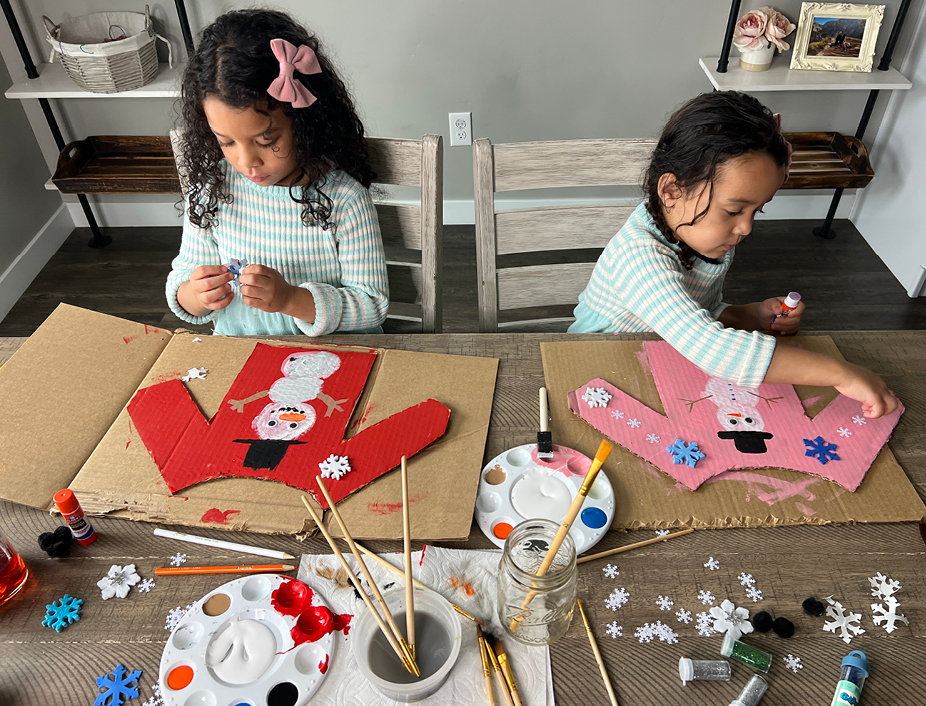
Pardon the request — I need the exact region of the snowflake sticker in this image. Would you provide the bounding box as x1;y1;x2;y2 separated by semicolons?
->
43;594;83;632
738;572;756;587
676;608;693;624
605;621;623;638
169;553;187;567
583;386;612;408
602;564;619;579
95;664;142;706
610;409;624;420
635;621;678;644
142;682;164;706
98;564;141;600
784;654;803;674
181;367;207;383
803;436;840;465
646;433;661;444
627;418;641;428
746;586;764;602
871;597;909;634
837;427;852;438
165;604;193;633
698;590;716;605
656;595;674;611
704;557;720;571
226;258;249;287
605;587;630;611
666;439;705;468
823;596;865;644
635;624;656;643
319;454;352;480
852;415;867;426
696;611;715;636
868;572;902;601
138;578;155;594
710;599;754;641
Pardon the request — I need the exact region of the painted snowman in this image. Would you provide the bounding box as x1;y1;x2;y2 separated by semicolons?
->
683;377;781;454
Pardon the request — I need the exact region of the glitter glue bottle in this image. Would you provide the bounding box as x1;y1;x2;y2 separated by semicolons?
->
730;674;768;706
721;632;771;673
678;657;731;685
54;489;97;545
830;650;869;706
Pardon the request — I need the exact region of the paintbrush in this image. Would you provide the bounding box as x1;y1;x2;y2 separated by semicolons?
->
577;598;620;706
577;528;694;563
537;387;554;460
484;633;516;706
511;439;613;631
401;456;416;661
477;625;496;706
493;635;523;706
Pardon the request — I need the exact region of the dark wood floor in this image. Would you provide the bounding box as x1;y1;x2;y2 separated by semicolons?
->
1;219;924;336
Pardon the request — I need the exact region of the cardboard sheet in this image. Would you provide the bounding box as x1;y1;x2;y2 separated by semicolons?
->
0;306;498;540
542;338;926;529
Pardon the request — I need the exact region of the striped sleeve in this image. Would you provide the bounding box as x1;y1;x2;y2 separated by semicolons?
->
615;240;776;387
294;186;389;336
165;211;222;325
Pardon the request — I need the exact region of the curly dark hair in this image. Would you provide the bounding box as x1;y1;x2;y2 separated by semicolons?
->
177;9;375;230
643;91;789;269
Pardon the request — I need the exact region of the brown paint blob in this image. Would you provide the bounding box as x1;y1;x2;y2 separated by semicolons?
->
484;465;507;485
202;593;231;617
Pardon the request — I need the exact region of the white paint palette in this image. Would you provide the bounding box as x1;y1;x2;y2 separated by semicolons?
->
475;443;616;554
160;574;341;706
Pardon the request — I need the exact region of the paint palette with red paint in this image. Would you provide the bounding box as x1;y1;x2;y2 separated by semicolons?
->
475;443;615;554
160;574;348;706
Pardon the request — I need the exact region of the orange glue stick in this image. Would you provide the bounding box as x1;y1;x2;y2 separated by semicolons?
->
54;489;97;545
774;292;801;323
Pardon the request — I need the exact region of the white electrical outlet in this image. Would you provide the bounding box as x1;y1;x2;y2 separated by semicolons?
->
449;112;472;146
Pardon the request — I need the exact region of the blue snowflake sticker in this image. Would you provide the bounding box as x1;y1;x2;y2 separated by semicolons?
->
42;594;83;632
95;665;142;706
666;439;705;468
803;436;840;464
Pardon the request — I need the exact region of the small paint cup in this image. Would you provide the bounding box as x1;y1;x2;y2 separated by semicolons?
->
352;587;461;702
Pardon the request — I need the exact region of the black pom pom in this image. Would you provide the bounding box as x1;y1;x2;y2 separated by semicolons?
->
752;610;774;632
38;526;73;557
802;597;825;616
53;526;71;542
38;531;55;550
46;541;71;558
773;617;795;638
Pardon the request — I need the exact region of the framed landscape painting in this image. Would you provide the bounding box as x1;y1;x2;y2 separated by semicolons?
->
790;2;884;72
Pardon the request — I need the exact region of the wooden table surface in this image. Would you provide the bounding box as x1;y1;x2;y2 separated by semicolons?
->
1;331;924;706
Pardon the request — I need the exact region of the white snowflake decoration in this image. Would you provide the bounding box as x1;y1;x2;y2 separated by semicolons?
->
97;564;141;600
871;597;908;634
783;654;803;674
868;572;902;601
319;454;352;480
181;367;207;382
738;572;756;587
655;529;671;538
837;427;852;438
852;415;867;426
137;578;155;594
602;564;619;579
698;590;716;605
610;409;624;420
636;620;678;644
605;622;622;638
646;433;661;444
823;596;865;644
627;418;641;428
142;681;164;706
695;611;715;636
605;587;630;611
656;595;674;611
676;608;692;624
745;586;764;603
169;553;187;567
165;604;193;632
635;624;656;643
582;386;612;408
704;557;720;571
710;599;754;641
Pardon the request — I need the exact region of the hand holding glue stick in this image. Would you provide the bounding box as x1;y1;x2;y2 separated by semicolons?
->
769;291;803;335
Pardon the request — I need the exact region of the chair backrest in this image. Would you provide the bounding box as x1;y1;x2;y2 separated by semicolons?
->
473;137;656;332
169;130;443;333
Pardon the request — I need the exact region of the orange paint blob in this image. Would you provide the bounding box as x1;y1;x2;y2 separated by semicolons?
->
493;522;513;540
166;665;194;690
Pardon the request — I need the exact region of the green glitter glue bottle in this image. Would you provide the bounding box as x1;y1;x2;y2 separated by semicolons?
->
721;632;772;673
830;650;869;706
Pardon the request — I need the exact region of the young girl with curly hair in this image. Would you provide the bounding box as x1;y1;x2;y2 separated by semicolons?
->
168;9;388;336
571;91;896;418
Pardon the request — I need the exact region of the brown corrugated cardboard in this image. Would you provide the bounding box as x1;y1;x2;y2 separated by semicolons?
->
541;338;926;529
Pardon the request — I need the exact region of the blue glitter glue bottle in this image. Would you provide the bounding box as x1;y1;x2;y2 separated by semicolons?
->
830;650;869;706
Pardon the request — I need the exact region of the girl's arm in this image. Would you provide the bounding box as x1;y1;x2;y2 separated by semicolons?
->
166;213;227;324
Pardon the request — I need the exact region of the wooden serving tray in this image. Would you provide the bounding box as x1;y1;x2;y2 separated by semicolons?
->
782;132;874;190
52;135;181;194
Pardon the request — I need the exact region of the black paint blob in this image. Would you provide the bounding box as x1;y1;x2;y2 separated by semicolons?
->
267;681;299;706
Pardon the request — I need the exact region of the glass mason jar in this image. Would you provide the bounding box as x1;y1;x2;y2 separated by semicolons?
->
0;525;29;607
497;519;577;646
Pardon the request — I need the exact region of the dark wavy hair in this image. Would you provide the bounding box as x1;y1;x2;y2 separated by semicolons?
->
643;91;789;269
177;9;375;229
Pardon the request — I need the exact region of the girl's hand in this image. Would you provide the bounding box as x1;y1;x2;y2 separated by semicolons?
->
834;362;899;419
239;264;296;313
188;265;235;311
758;296;804;336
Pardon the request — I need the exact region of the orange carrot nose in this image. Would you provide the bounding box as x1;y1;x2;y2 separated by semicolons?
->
279;412;306;422
728;413;742;417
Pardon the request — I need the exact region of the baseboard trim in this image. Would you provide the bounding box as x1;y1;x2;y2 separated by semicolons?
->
0;204;74;323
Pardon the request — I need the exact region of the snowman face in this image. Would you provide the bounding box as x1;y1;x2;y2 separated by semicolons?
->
280;351;340;380
717;408;765;432
252;404;317;441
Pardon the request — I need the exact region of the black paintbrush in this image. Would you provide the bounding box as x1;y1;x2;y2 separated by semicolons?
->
537;387;554;460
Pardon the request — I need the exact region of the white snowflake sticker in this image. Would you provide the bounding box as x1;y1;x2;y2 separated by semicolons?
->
610;409;624;420
837;427;852;438
871;597;908;634
704;557;720;571
868;572;902;601
137;578;155;594
635;621;678;644
646;433;661;444
698;589;716;605
319;454;352;480
823;596;865;644
164;604;193;632
582;386;612;408
627;418;641;428
710;599;754;641
169;553;187;567
605;621;622;638
602;564;619;579
676;608;692;624
783;654;803;674
852;415;867;426
605;587;630;611
745;586;764;602
656;595;674;611
695;611;715;636
181;367;207;382
97;564;141;600
738;572;756;587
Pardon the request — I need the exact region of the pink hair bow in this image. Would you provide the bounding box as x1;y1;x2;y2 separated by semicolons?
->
268;38;322;108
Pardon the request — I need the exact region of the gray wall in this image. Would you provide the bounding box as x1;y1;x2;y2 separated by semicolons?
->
0;57;61;274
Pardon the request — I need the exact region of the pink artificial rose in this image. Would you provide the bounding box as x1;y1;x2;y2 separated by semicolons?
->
733;9;770;51
762;8;796;51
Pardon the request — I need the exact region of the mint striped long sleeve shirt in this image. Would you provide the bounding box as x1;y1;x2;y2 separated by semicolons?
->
166;167;389;336
569;202;776;387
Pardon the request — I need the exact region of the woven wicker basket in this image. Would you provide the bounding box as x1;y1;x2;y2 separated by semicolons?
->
44;5;172;94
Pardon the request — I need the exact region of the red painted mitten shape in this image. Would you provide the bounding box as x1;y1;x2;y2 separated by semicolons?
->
128;344;451;506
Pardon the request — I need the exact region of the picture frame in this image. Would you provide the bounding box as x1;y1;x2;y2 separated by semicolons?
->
790;2;884;72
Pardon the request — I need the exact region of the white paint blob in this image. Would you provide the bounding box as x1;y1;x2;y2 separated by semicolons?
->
205;616;276;685
510;467;572;521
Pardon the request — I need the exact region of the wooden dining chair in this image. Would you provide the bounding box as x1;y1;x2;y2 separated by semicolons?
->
169;131;443;333
473;137;656;332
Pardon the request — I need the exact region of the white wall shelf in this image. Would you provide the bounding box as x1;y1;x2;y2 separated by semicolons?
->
700;57;912;92
5;62;182;100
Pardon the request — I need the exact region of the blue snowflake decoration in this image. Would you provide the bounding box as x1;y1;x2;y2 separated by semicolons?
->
42;594;83;632
803;436;840;465
666;439;705;468
95;665;142;706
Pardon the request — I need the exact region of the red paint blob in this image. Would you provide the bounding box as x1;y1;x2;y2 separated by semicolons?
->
318;654;329;674
290;607;353;646
493;522;513;540
166;665;194;690
200;508;241;525
271;578;312;617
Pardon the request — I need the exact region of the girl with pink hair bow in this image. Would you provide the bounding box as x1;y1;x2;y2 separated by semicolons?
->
170;9;389;337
